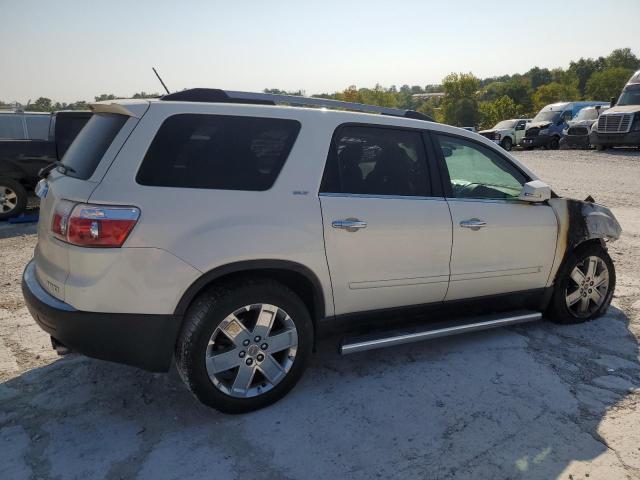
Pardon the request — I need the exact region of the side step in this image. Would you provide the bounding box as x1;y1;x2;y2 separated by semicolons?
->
340;310;542;355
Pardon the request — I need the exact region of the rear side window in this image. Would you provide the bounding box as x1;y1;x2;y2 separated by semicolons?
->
25;115;51;140
62;113;128;179
0;115;25;139
136;114;301;191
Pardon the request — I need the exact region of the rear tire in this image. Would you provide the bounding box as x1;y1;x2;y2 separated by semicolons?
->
546;243;615;324
175;279;313;413
501;137;513;151
0;178;27;220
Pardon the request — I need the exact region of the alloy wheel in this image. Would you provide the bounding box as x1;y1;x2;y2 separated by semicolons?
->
565;256;610;318
205;303;298;398
0;186;18;214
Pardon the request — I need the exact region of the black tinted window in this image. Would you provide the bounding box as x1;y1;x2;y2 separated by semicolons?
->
321;126;430;196
137;114;301;191
0;115;25;139
62;113;127;179
25;115;51;140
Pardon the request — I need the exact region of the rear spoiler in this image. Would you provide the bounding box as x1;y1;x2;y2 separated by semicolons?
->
89;101;149;118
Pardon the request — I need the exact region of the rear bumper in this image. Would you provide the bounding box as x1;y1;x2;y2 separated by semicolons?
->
590;131;640;147
22;260;181;372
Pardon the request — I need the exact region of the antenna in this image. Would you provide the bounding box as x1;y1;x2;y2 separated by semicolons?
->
152;67;170;95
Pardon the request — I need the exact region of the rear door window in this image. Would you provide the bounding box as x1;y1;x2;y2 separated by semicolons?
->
61;113;128;179
0;115;25;139
136;114;301;191
25;115;51;140
320;125;431;197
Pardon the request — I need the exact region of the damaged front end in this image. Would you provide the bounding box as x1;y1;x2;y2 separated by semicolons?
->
547;197;622;283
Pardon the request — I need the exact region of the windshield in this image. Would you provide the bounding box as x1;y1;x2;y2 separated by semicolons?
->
617;84;640;106
532;110;561;123
573;108;599;122
493;120;517;129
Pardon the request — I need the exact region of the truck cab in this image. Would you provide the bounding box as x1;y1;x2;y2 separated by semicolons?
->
590;70;640;150
478;118;531;151
0;110;91;219
521;101;609;150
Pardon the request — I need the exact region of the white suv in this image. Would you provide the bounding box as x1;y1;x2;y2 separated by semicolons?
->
22;89;622;413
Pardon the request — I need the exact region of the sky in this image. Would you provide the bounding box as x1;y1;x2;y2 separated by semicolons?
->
1;0;640;104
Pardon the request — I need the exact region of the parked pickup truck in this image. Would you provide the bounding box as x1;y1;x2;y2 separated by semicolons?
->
0;110;91;219
590;70;640;150
478;118;531;151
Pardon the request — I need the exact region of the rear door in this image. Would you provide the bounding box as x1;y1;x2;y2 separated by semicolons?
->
432;132;557;301
319;125;452;316
34;111;140;301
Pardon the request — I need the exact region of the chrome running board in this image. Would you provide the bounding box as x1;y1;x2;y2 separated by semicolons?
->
340;310;542;355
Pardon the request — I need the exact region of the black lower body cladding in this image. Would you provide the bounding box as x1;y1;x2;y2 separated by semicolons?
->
22;260;181;372
560;135;590;149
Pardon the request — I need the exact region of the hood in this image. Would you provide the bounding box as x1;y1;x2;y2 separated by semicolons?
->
526;121;552;130
478;128;511;134
567;119;596;128
478;129;495;134
603;105;640;114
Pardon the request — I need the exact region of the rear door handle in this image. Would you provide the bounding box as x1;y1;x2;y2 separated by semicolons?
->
460;218;487;230
332;218;367;232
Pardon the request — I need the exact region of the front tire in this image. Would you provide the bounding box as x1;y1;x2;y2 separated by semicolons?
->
501;137;513;151
0;178;28;220
175;279;313;413
547;243;615;324
548;136;560;150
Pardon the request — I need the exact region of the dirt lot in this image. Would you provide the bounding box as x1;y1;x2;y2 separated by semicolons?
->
1;149;639;480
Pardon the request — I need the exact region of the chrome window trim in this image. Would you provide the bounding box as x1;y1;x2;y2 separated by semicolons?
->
319;192;447;201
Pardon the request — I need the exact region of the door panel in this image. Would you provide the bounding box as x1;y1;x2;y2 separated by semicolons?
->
445;199;557;300
432;132;558;301
320;194;452;315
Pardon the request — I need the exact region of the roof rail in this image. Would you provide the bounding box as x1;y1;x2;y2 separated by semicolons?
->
160;88;434;122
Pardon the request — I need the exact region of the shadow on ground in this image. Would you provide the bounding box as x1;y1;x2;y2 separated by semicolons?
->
1;307;638;479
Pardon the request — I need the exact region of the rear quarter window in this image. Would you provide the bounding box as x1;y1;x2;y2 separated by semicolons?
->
0;115;25;139
61;113;128;179
136;114;301;191
25;115;51;140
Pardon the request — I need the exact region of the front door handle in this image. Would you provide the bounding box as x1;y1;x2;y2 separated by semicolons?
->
460;218;487;230
332;218;367;232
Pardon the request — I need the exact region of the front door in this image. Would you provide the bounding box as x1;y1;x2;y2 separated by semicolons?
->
320;125;452;316
432;133;557;301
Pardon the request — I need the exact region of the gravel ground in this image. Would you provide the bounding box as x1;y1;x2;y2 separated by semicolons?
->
1;149;639;480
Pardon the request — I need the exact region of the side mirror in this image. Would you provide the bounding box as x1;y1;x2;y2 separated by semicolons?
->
519;180;551;203
610;96;616;107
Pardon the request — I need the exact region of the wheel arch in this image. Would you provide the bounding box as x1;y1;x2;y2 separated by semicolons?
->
174;260;326;326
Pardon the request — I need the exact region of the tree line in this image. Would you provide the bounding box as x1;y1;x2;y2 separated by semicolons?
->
2;48;638;130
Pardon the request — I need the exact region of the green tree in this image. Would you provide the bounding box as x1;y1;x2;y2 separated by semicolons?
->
606;48;640;70
478;95;518;129
585;67;633;101
526;67;553;90
568;57;606;95
94;94;117;102
440;73;480;126
532;82;580;111
25;97;54;112
131;91;162;99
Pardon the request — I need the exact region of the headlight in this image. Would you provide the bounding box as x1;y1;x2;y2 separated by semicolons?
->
494;132;501;140
539;128;549;135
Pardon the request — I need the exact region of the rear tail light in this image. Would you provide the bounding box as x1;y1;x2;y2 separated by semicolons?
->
51;202;140;247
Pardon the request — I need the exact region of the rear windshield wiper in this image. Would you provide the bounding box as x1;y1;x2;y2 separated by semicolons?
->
38;161;76;179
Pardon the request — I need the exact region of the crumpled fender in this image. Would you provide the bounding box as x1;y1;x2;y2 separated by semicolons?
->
546;198;621;285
